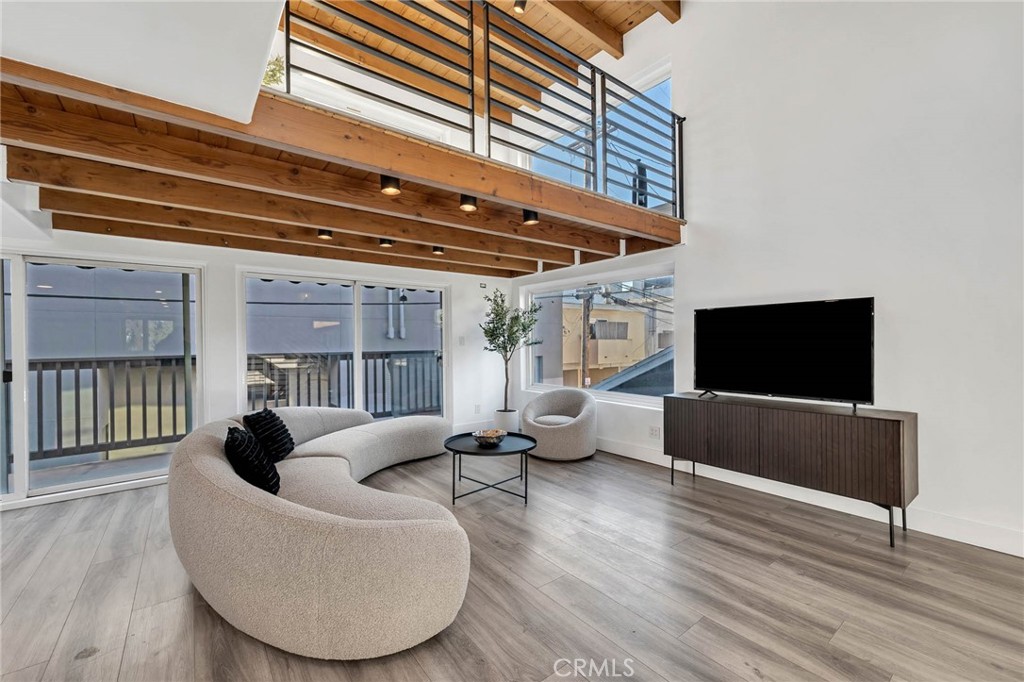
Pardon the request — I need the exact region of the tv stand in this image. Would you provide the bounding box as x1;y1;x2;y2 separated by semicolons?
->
664;392;918;547
698;390;718;399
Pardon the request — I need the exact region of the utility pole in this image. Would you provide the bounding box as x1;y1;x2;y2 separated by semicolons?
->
580;293;592;388
574;286;600;388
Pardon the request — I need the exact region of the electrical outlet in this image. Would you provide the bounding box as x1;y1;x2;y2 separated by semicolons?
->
474;404;481;415
479;283;487;288
649;426;662;440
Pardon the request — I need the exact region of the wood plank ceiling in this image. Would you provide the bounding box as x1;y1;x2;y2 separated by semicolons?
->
0;1;682;278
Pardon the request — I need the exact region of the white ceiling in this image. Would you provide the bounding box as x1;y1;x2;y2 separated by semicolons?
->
1;1;282;123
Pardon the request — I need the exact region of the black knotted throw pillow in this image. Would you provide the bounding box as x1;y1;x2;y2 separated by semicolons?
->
224;426;280;495
243;408;295;463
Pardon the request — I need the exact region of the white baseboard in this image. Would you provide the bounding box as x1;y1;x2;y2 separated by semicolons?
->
596;436;1024;558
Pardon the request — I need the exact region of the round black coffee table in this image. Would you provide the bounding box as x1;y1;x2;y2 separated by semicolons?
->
445;432;537;505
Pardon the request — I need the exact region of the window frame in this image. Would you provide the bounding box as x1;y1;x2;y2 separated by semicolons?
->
520;261;675;409
239;268;452;422
0;251;206;504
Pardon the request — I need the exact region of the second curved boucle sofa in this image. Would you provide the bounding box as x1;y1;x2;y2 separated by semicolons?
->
168;407;469;660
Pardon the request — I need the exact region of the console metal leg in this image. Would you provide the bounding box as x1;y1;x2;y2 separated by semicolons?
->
692;461;696;478
671;458;675;485
902;507;907;533
888;506;895;547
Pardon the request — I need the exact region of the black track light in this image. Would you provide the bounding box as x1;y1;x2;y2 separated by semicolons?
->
432;245;445;255
522;209;539;225
380;175;402;196
513;0;527;14
459;194;478;212
317;229;333;240
379;238;395;248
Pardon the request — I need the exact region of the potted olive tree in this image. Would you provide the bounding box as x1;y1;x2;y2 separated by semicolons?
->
480;291;541;432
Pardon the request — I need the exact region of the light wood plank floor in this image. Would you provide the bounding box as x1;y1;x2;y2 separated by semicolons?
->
2;452;1022;682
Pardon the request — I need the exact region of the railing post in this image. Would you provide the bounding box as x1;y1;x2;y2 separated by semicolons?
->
589;66;599;192
482;2;492;159
284;1;292;94
469;0;477;154
599;71;608;194
677;116;686;221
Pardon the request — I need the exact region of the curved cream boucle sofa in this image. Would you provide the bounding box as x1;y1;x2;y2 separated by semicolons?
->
168;407;469;660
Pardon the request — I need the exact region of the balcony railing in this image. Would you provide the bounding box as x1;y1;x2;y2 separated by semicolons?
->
25;355;195;461
247;350;442;419
19;349;442;464
278;0;685;218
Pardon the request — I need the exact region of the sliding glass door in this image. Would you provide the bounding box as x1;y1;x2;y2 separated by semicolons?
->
244;276;445;419
1;260;11;495
25;261;198;493
360;285;443;418
245;277;356;410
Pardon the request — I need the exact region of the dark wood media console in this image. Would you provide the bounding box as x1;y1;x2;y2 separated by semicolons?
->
664;392;918;546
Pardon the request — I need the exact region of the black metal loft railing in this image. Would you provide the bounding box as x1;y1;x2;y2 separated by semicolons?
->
247;350;442;419
278;0;685;219
284;0;476;148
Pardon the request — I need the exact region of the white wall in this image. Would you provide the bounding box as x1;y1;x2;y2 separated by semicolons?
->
1;2;280;123
516;2;1024;556
0;230;510;435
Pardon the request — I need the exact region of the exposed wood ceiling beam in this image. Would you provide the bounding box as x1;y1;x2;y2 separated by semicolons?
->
39;190;542;273
534;1;624;59
5;147;576;264
649;1;682;23
52;214;521;278
0;96;619;256
0;59;682;243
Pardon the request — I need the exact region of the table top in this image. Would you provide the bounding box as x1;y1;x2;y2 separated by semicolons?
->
444;432;537;456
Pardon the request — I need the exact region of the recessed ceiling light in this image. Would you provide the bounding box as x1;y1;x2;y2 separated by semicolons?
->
317;229;333;240
380;175;402;196
522;209;539;225
379;238;395;248
432;245;445;255
513;0;527;14
459;194;478;212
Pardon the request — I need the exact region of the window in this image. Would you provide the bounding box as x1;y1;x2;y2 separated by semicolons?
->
1;259;10;495
531;77;673;213
245;277;444;418
360;286;443;418
245;277;356;411
531;275;674;397
593;320;629;340
24;261;198;493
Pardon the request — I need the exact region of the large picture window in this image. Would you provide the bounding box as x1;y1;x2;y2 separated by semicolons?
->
245;277;444;419
531;275;674;397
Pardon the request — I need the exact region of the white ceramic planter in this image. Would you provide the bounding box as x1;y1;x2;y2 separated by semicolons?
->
493;409;520;433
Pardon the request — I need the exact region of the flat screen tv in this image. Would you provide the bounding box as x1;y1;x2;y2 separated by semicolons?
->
694;297;874;404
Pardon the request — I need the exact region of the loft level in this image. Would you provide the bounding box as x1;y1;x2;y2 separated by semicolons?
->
275;0;686;220
1;54;681;278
